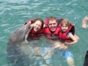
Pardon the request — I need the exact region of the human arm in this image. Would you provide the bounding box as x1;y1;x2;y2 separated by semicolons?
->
46;39;68;49
82;16;88;28
65;33;78;45
53;40;68;49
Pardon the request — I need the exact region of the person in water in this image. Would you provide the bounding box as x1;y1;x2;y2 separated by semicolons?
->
24;18;45;56
82;16;88;28
42;16;79;66
59;18;79;45
24;18;44;40
7;18;44;66
82;16;88;66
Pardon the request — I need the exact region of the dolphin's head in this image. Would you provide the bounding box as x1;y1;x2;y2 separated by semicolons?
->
8;22;31;44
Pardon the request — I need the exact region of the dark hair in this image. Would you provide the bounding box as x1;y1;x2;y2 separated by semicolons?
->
32;18;44;29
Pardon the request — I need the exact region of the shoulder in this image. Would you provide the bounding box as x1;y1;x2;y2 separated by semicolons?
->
68;32;73;37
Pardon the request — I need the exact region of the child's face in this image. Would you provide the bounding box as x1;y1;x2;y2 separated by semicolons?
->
61;24;69;32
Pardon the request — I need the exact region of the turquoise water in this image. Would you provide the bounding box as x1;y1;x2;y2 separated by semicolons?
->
0;0;88;66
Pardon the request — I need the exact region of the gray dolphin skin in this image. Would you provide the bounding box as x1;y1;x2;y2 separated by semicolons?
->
6;22;54;66
6;22;44;66
8;22;31;44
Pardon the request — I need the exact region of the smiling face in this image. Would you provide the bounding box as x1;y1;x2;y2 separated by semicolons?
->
48;19;58;32
33;20;42;32
60;19;70;32
61;24;69;32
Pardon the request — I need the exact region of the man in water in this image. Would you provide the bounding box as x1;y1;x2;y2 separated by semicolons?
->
82;16;88;66
42;16;79;66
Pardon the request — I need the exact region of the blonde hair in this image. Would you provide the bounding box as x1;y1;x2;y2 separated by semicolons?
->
61;19;71;27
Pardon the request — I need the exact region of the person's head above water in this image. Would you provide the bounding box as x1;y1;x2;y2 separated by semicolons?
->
31;18;44;32
48;16;58;32
60;19;70;32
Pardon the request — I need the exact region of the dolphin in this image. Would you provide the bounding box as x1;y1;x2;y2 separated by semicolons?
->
8;22;31;44
6;22;44;66
6;22;57;66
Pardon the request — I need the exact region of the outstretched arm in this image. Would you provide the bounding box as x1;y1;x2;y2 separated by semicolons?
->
45;39;68;49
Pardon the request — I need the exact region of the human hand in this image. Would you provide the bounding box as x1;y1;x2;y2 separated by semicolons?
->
30;24;34;28
53;42;68;50
82;24;87;28
60;44;68;49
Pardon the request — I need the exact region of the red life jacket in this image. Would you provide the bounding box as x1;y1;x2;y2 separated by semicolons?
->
44;17;75;42
58;24;75;42
28;28;43;39
24;19;43;40
43;27;60;39
44;17;62;39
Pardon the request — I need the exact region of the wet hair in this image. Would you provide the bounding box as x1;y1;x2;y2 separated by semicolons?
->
61;19;71;27
32;18;44;29
48;16;57;22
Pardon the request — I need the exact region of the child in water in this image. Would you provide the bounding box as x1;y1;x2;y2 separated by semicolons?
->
59;19;79;45
54;18;79;66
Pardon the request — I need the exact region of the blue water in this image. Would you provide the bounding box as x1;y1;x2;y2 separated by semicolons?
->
0;0;88;66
